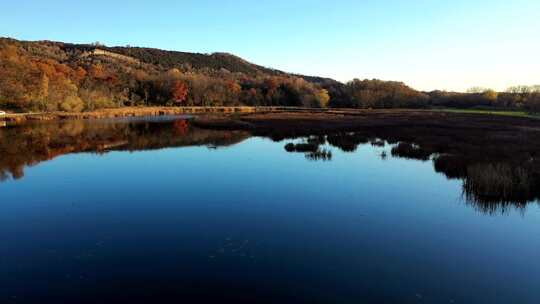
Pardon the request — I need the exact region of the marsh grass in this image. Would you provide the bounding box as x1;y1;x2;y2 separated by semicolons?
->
306;149;333;161
463;163;531;212
439;109;540;119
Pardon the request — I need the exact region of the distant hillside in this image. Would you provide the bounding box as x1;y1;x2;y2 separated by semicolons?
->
106;47;285;76
16;39;347;83
34;41;285;77
1;37;343;111
5;37;531;113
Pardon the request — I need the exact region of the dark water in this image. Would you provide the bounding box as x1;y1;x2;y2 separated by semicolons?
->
1;117;539;303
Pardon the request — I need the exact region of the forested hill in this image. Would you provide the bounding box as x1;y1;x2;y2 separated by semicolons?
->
1;37;351;112
60;42;342;85
1;37;538;113
61;43;284;76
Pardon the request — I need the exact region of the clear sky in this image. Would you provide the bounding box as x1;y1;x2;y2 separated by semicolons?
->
1;0;538;91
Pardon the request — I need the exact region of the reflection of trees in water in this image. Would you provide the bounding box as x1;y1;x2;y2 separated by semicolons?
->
173;119;190;136
327;133;369;152
0;119;249;181
281;130;540;214
3;120;540;214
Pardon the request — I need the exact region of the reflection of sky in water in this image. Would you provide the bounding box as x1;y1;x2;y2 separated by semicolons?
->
1;135;540;303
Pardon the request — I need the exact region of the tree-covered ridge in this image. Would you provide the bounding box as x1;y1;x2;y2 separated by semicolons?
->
0;37;539;113
0;38;331;112
13;39;282;75
104;47;283;76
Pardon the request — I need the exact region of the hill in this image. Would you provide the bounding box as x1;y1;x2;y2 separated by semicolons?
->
55;42;284;76
1;37;347;112
2;37;536;113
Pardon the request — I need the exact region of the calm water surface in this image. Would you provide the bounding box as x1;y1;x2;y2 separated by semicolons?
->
1;117;539;303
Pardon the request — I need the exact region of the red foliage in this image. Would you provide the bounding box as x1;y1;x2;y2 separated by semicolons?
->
172;80;189;103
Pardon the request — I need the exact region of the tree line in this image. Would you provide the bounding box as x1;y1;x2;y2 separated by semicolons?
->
428;86;540;113
1;38;538;113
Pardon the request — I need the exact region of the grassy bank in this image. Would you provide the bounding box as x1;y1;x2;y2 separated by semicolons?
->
437;108;540;119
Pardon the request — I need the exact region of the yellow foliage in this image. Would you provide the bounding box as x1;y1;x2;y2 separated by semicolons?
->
316;89;331;108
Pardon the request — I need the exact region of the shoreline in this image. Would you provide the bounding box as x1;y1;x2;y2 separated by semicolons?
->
0;106;364;123
2;106;538;124
0;106;271;123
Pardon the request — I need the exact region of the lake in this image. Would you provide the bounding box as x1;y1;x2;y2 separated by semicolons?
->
1;116;539;303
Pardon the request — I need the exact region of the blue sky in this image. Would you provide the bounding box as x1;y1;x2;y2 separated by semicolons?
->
1;0;538;91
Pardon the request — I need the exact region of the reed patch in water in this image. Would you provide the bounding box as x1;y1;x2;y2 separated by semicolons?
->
391;142;432;161
463;163;531;208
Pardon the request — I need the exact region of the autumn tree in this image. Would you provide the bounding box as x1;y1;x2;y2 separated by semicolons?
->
315;89;330;108
171;80;188;104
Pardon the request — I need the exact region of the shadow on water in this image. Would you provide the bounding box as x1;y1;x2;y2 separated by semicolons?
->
1;116;539;214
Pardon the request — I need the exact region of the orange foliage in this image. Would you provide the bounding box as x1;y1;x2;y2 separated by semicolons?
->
227;81;242;94
55;63;72;76
264;78;279;91
34;60;57;77
73;67;87;83
87;63;118;84
88;64;107;79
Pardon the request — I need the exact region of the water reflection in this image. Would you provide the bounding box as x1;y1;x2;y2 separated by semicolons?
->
0;117;249;181
1;116;539;214
281;131;540;214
